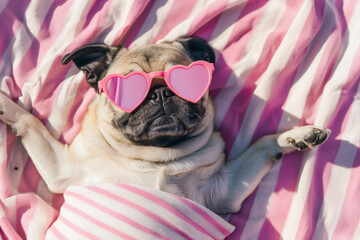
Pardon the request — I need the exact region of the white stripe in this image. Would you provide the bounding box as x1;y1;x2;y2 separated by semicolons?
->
0;124;7;163
1;197;17;221
44;0;141;138
209;0;246;59
60;204;125;240
213;0;287;130
279;149;319;240
157;0;217;43
256;6;340;235
130;0;175;47
353;221;360;240
0;0;54;74
282;2;360;238
165;197;233;238
239;162;282;240
103;1;135;44
44;228;57;240
67;187;174;240
279;0;337;125
3;0;95;194
25;196;56;240
0;204;3;218
117;185;233;238
45;73;84;139
45;0;136;140
19;0;95;107
228;0;318;234
100;184;212;240
0;0;9;14
50;215;89;240
227;0;313;160
314;0;360;127
313;80;360;239
66;193;154;239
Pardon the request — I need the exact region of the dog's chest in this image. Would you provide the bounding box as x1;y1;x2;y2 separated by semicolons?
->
82;157;167;188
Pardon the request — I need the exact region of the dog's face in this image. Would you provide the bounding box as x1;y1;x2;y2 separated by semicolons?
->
62;38;216;147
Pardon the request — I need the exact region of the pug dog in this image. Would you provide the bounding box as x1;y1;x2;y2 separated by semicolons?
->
0;37;330;214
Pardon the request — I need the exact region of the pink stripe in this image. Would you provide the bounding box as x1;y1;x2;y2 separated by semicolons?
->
58;80;95;144
227;0;311;237
122;0;156;47
185;0;229;41
13;0;76;88
295;45;360;240
218;0;293;154
0;0;31;66
58;215;100;240
257;154;304;239
4;133;17;198
51;194;64;216
252;1;334;236
331;147;360;240
112;0;153;45
15;0;113;199
152;1;197;43
17;156;41;194
40;0;114;144
118;184;214;239
15;195;37;239
301;0;349;126
259;0;352;238
48;224;69;240
63;203;137;240
62;0;114;52
0;200;22;240
171;194;232;236
0;161;13;199
259;0;352;237
210;0;267;96
253;2;323;141
191;0;232;41
66;189;169;240
87;186;189;239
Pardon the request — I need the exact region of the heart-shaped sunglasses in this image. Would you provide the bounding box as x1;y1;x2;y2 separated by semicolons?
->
98;60;214;113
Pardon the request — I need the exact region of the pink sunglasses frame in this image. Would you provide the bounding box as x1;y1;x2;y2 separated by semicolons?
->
98;60;215;113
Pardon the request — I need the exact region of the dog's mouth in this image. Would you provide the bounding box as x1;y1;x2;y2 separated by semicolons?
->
112;87;206;147
137;115;189;147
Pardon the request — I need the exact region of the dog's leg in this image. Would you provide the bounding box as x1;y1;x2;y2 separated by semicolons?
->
208;126;330;213
0;92;81;193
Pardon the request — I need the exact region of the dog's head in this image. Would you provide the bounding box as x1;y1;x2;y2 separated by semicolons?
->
62;37;215;147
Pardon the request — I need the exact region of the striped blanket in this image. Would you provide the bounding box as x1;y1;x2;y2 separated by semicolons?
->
1;0;359;239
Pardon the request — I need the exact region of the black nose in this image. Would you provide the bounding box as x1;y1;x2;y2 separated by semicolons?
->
147;86;175;103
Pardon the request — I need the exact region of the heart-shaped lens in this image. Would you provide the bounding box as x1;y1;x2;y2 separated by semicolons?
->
169;65;210;103
106;74;148;112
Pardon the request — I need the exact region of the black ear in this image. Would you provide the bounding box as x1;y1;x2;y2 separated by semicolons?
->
176;37;215;64
61;43;122;90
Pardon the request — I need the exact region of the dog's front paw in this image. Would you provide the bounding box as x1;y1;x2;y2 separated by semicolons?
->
278;126;331;152
0;91;31;135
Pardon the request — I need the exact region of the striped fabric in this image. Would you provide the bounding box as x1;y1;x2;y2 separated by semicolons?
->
0;0;359;239
46;184;234;240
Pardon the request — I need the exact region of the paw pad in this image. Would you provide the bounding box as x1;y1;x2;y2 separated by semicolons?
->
287;127;330;151
304;128;330;146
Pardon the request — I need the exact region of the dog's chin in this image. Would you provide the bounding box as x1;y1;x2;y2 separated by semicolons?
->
134;129;186;147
